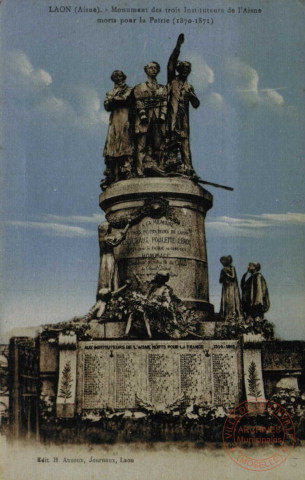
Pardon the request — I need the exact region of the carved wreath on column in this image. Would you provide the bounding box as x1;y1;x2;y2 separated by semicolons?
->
106;196;180;228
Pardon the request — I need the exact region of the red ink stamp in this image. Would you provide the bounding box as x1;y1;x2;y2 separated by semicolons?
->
222;400;295;472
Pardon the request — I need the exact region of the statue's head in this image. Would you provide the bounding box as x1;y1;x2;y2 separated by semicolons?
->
110;70;126;85
152;271;170;285
176;61;192;79
220;255;233;267
248;262;260;273
144;62;160;78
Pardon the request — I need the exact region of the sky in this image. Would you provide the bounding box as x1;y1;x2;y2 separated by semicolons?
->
0;0;305;341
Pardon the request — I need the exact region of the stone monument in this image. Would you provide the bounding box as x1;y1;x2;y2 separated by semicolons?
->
6;35;303;444
98;33;216;336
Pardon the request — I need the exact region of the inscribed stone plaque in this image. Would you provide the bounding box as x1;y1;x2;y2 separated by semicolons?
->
77;340;241;411
119;215;206;262
116;212;209;302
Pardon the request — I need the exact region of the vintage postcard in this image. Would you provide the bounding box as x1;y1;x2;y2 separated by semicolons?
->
0;0;305;479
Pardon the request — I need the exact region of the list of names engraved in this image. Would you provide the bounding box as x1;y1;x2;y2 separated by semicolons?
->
148;352;174;404
212;345;239;406
83;352;109;409
180;353;208;402
115;353;138;408
78;341;240;410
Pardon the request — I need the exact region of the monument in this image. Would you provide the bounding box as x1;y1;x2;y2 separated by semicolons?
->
5;35;305;443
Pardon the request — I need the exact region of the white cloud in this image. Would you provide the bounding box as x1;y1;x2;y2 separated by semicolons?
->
35;95;75;123
225;58;285;108
34;85;109;129
252;212;305;224
7;220;96;238
63;84;109;128
45;213;105;224
6;213;106;237
32;68;52;87
10;50;33;76
5;50;109;131
263;89;284;106
100;111;110;124
205;92;224;110
185;52;214;91
226;57;258;93
8;50;52;87
207;212;305;237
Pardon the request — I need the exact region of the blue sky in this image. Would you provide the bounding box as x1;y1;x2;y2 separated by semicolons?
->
1;0;305;341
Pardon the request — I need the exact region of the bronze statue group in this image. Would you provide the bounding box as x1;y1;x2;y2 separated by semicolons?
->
101;34;200;189
219;256;270;322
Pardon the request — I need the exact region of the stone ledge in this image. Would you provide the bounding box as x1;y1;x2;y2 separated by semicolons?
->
100;177;213;211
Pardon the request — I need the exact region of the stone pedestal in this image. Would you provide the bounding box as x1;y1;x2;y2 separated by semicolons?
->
100;177;214;315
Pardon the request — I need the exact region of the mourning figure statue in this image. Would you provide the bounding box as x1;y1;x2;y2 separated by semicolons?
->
133;62;168;176
102;70;134;189
219;255;243;321
125;271;178;339
97;221;130;296
241;262;270;318
147;271;177;314
166;33;200;176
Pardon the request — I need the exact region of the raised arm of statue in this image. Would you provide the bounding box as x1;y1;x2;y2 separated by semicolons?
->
167;33;184;83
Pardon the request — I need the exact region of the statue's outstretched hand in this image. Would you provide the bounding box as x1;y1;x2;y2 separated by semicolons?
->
177;33;184;47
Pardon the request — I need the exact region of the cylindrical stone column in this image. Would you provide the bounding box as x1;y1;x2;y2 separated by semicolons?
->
100;177;214;314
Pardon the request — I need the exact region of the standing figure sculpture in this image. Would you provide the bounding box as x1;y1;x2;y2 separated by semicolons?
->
219;255;243;321
167;34;200;176
102;70;134;189
241;262;270;319
97;221;130;296
133;62;168;176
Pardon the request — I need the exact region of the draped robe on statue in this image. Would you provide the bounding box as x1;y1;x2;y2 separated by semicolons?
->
97;227;127;295
103;84;134;159
219;266;242;320
241;272;270;317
